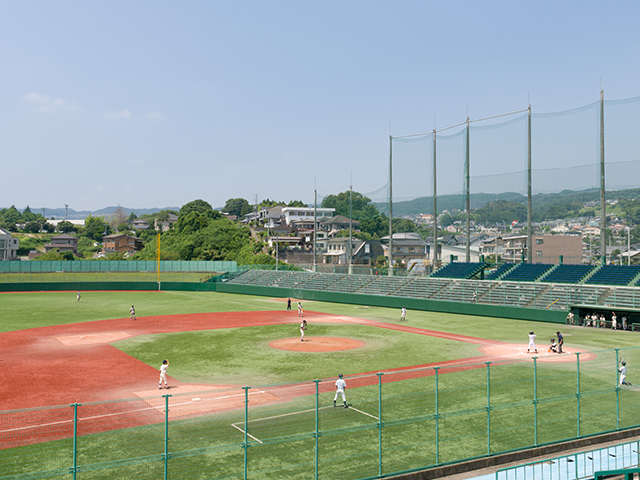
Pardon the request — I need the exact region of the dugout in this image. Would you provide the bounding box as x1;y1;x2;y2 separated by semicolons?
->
571;304;640;330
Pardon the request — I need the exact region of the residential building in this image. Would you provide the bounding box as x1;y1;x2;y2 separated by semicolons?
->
281;207;335;226
103;234;144;254
154;214;178;232
381;233;428;266
319;215;360;236
502;234;583;265
0;228;19;260
259;206;285;225
131;219;149;230
44;234;78;254
323;237;362;265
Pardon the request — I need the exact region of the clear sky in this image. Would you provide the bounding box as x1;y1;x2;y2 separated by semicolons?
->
2;1;640;212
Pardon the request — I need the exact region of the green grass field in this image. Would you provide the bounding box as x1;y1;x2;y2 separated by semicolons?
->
2;290;640;480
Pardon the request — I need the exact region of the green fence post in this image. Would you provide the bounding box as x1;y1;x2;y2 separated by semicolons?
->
243;386;250;480
163;393;171;480
615;349;620;430
533;357;538;446
314;379;320;480
377;372;384;478
434;366;440;465
70;403;81;480
576;352;581;438
486;362;491;456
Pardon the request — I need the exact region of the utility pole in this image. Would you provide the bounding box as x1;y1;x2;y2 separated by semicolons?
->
313;187;317;272
388;135;393;277
64;204;69;222
252;194;258;228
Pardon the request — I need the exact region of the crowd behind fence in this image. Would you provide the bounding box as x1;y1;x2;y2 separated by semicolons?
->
2;347;639;479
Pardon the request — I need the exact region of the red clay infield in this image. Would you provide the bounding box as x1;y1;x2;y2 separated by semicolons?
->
0;308;589;412
270;336;365;352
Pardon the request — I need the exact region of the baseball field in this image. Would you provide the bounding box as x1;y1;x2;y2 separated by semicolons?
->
2;290;639;479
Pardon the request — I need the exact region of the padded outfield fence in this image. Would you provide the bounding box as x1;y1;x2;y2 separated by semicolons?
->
2;347;640;480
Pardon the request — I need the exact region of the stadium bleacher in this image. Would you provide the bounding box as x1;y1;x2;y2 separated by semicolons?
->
484;263;515;280
585;265;640;286
500;263;554;282
540;264;595;284
431;262;487;279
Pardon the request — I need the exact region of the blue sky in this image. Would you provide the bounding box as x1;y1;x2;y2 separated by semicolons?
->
1;1;639;211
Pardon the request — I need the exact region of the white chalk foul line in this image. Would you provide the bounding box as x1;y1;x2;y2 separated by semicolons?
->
348;406;379;421
231;424;263;444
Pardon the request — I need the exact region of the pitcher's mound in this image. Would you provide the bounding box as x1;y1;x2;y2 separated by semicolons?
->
270;337;365;352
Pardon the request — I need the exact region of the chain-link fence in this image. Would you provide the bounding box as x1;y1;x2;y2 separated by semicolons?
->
2;347;639;480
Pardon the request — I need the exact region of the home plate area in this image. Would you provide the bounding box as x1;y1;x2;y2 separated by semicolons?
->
479;343;596;363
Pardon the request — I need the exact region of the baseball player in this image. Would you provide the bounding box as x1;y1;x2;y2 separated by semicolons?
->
287;298;292;311
527;331;537;353
298;302;303;317
611;312;617;330
566;311;574;325
619;361;628;386
548;338;558;353
300;319;307;342
334;373;347;408
556;331;564;354
76;291;81;302
400;306;406;321
159;359;169;389
130;305;137;321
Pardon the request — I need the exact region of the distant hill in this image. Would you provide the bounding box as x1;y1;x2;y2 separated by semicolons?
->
375;187;640;217
6;206;181;220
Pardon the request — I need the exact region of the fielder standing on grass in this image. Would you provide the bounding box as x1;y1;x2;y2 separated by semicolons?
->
300;319;307;342
130;305;136;321
76;291;81;302
334;373;347;408
159;359;169;389
400;306;407;321
619;361;630;386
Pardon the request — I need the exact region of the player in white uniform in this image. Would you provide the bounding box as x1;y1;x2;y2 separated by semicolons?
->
400;306;406;321
130;305;136;321
334;374;347;408
76;291;81;302
159;359;169;389
300;319;307;341
527;331;537;353
619;361;628;386
612;312;617;330
297;302;303;317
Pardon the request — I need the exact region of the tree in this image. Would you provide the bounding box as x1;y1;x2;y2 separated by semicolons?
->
22;206;37;222
84;215;110;241
23;221;41;233
321;191;380;221
222;198;252;217
181;199;216;218
57;221;76;233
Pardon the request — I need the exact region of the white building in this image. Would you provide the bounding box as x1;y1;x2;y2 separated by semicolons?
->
0;228;19;260
281;207;335;226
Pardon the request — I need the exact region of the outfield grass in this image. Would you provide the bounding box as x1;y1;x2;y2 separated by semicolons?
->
2;290;640;480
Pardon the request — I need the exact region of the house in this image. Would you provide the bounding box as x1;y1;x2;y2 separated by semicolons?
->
131;219;149;230
0;228;19;260
154;214;178;232
319;215;360;236
44;234;78;254
103;234;144;254
259;206;285;225
323;237;362;265
381;233;428;265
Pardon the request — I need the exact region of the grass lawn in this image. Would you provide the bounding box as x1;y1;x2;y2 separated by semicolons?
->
3;290;640;480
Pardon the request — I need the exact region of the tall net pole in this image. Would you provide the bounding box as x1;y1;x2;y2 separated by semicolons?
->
465;117;470;262
313;188;317;272
349;176;353;275
432;130;438;270
388;135;394;276
600;90;606;265
527;105;533;263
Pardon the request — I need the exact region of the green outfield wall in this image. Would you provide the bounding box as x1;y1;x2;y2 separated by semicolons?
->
215;282;567;323
0;260;237;273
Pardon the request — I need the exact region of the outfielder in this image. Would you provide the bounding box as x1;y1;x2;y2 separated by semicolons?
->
76;291;81;302
527;331;537;353
334;373;347;408
300;319;307;342
400;306;406;321
159;359;169;389
619;361;629;386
